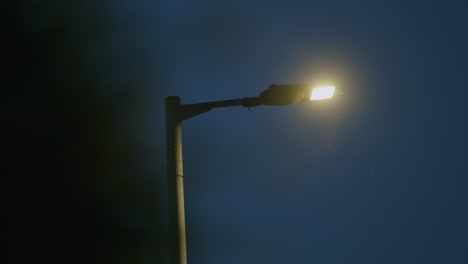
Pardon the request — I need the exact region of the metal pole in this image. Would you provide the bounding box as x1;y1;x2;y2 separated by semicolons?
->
164;95;262;264
165;96;187;264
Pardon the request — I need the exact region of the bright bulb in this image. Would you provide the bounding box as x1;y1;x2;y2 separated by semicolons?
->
310;86;335;100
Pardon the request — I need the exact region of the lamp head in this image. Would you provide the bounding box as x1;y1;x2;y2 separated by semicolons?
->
259;84;335;106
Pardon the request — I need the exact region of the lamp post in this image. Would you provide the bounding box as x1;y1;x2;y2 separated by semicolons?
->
165;84;335;264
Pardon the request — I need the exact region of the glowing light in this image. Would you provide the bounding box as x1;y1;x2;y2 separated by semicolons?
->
310;86;335;100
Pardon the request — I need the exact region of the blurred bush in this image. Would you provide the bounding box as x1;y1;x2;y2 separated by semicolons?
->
5;1;166;263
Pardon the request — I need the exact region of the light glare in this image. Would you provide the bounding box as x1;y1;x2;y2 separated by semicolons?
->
310;86;335;100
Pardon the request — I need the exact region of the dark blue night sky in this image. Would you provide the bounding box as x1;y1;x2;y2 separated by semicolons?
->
157;1;468;263
8;0;468;263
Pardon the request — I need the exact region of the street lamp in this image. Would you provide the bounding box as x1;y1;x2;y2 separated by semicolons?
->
165;84;335;264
